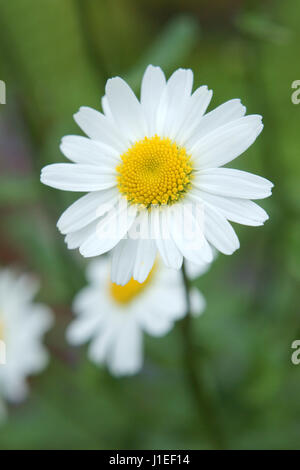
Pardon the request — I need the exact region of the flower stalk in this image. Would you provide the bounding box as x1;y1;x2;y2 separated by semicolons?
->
180;262;226;449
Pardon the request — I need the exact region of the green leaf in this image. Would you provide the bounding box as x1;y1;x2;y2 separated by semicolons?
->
236;12;292;44
125;15;200;90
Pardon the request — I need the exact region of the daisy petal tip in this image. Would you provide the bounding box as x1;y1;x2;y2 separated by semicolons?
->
225;239;240;256
110;275;126;287
39;170;44;184
253;114;263;125
78;245;93;258
80;249;98;259
59;140;66;155
259;180;274;198
146;64;162;73
235;241;240;252
171;67;194;83
40;166;50;185
73;109;83;126
56;219;62;232
73;106;92;124
73;107;84;118
201;248;214;264
227;246;239;256
175;260;183;271
105;76;122;93
255;122;264;137
56;218;67;235
78;246;85;256
133;273;148;285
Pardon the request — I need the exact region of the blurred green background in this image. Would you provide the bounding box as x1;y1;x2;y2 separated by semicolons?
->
0;0;299;450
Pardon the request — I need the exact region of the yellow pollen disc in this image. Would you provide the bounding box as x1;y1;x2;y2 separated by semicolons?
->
110;265;156;304
116;135;193;207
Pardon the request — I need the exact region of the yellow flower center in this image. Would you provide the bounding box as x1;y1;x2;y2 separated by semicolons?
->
110;265;156;304
116;135;193;207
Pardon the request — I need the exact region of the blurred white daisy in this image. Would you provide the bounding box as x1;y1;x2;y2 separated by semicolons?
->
66;258;207;377
41;65;273;285
0;268;53;407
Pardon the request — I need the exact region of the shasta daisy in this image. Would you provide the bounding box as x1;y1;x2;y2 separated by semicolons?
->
41;65;273;285
66;257;207;377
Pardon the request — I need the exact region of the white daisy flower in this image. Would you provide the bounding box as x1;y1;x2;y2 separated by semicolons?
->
66;257;206;377
41;65;273;285
0;268;53;405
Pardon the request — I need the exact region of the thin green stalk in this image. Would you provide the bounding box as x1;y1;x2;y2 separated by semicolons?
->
180;262;226;449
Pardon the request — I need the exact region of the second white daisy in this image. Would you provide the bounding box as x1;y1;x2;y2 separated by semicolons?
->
66;257;206;377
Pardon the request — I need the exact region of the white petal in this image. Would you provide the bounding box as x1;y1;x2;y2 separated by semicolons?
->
105;77;147;143
108;319;143;376
128;211;157;283
190;287;206;317
101;95;114;122
65;219;99;249
138;308;173;337
185;260;211;279
57;188;120;234
191;115;263;169
169;204;213;265
141;65;166;136
60;135;120;166
73;286;103;314
154;210;183;269
175;86;213;145
41;163;116;192
191;189;269;226
186;98;246;148
11;273;40;304
79;202;137;257
111;212;157;285
23;344;50;374
2;374;28;403
194;168;273;199
133;239;157;283
25;304;53;336
111;239;137;286
74;106;128;153
88;317;117;364
204;203;240;255
66;314;102;345
156;68;193;139
140;283;186;323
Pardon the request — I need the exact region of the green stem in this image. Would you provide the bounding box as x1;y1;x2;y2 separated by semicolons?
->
180;262;226;449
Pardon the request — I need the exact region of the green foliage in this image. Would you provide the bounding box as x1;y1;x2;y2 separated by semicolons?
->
125;15;200;90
